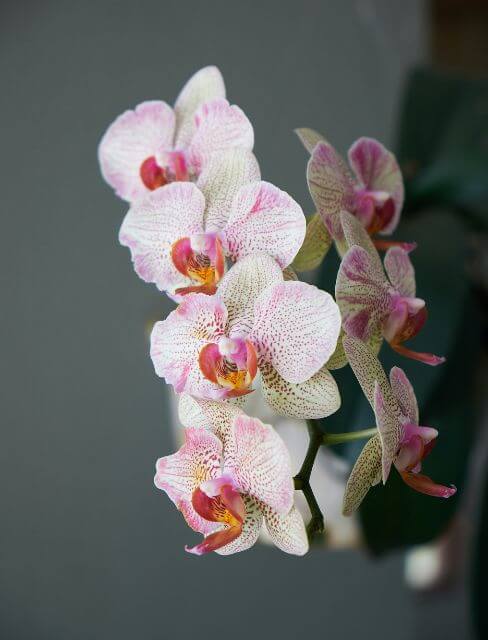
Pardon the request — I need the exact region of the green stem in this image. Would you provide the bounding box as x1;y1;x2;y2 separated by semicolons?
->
293;422;377;543
323;427;377;446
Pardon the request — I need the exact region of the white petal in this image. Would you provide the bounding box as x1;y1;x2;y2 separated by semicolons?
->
260;363;341;420
263;504;309;556
250;281;341;384
174;66;226;148
217;254;283;337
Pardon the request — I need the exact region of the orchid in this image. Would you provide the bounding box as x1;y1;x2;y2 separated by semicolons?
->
99;66;253;203
292;129;405;270
118;152;305;298
335;211;445;366
342;336;456;515
154;399;308;555
150;253;342;418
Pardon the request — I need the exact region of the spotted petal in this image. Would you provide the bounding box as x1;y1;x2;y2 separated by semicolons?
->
119;182;205;295
384;247;416;298
99;101;175;202
263;504;309;556
178;396;244;450
154;427;222;534
215;495;263;555
218;254;283;337
174;66;226;148
342;434;382;516
150;294;227;398
292;212;332;272
374;381;402;483
188;98;254;172
336;245;390;342
224;415;293;514
340;211;383;273
222;182;306;268
348;137;404;235
307;141;356;241
198;149;261;232
342;336;392;409
250;281;341;384
295;127;325;154
389;366;419;424
260;363;341;420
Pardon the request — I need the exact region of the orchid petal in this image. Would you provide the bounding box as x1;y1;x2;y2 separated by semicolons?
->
307;141;355;240
250;281;341;384
295;127;325;154
342;434;382;516
174;66;226;148
325;328;348;370
224;415;294;514
260;363;341;419
215;495;264;555
119;182;205;294
222;181;306;268
263;504;309;556
218;254;283;337
154;428;222;534
384;247;416;298
188;98;254;172
340;211;383;273
373;381;402;483
336;245;390;342
178;396;244;449
292;212;332;272
389;366;419;424
342;336;392;409
150;294;227;398
348;137;404;235
98;101;175;202
400;471;457;499
198;149;261;232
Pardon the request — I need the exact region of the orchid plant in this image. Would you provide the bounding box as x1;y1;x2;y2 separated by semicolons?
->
99;66;456;557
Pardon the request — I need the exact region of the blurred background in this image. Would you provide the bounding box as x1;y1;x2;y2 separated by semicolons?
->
1;1;487;638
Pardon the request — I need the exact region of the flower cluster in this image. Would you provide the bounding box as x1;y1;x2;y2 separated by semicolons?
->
99;66;456;557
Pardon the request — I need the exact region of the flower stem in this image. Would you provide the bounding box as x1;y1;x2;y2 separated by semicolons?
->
293;422;377;543
323;427;377;446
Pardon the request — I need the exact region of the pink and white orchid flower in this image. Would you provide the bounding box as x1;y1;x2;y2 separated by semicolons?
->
150;254;342;418
154;400;308;555
98;66;253;203
341;336;456;515
335;212;445;366
119;153;305;298
296;129;405;256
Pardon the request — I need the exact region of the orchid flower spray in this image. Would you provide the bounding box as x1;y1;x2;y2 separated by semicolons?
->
99;66;456;557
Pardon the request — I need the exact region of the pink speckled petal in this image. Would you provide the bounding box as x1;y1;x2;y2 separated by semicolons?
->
188;98;254;173
223;415;294;514
260;363;341;420
263;504;309;556
215;495;264;555
348;137;404;235
384;247;416;298
307;141;356;241
336;245;390;342
373;381;402;483
174;66;226;149
177;396;243;449
389;366;419;424
198;149;261;232
342;434;383;516
340;211;383;273
222;181;306;268
150;293;228;398
250;281;341;384
98;101;175;202
119;182;205;295
295;127;325;154
154;428;222;534
218;254;283;337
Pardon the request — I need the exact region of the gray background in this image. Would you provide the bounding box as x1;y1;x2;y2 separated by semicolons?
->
0;1;469;639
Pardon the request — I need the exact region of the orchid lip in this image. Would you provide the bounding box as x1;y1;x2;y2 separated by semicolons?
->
199;338;258;395
171;233;225;293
